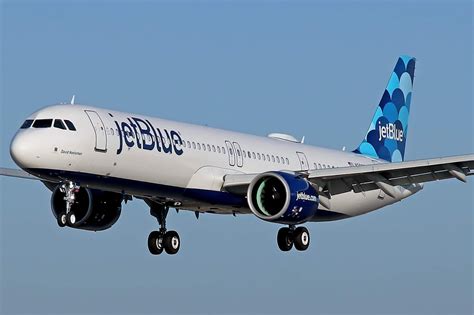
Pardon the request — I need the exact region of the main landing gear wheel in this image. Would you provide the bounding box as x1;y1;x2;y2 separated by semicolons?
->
293;226;310;251
148;231;164;255
277;227;293;251
277;226;310;252
147;203;181;255
163;231;180;255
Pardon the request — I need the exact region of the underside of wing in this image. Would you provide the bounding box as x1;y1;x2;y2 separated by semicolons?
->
306;154;473;197
222;154;474;198
0;167;41;180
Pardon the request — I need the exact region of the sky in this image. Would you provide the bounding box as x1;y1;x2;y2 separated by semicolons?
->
0;1;473;314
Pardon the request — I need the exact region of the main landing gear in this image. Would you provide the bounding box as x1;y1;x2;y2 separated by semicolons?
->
147;204;180;255
277;226;310;252
57;181;80;227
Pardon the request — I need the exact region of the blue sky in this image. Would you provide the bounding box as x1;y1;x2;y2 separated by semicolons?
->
1;1;472;314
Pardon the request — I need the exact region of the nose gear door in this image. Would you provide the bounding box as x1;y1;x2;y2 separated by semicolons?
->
85;110;107;152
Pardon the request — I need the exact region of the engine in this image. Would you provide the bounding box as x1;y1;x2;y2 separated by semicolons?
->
51;186;122;231
247;171;319;224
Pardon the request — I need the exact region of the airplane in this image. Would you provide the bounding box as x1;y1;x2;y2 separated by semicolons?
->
1;55;473;255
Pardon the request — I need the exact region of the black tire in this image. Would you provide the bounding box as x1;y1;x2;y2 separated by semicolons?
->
277;227;293;251
66;212;77;227
163;231;180;255
293;226;310;251
57;212;67;227
148;231;164;255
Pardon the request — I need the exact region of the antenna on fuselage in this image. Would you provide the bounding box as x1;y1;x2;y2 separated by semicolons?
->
70;95;76;105
301;136;305;144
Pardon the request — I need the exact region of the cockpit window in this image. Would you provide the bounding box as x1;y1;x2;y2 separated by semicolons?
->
54;119;67;130
32;119;53;128
64;120;76;131
20;119;34;129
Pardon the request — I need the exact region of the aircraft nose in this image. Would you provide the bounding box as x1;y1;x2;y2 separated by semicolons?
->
10;132;34;168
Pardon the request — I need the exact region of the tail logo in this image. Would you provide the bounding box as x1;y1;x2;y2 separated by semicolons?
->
378;121;404;142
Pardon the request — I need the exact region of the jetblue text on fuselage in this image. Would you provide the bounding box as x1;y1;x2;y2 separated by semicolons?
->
114;117;183;155
378;121;404;142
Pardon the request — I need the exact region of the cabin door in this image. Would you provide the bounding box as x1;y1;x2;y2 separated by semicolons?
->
296;151;309;171
85;110;107;152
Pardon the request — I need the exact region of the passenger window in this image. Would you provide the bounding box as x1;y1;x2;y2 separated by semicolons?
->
262;154;266;161
33;119;53;128
266;154;270;161
272;155;275;162
207;144;211;151
212;145;216;152
217;146;221;153
192;142;196;149
53;119;67;130
222;147;226;154
20;119;34;129
285;158;289;165
257;153;261;160
187;141;191;148
248;152;251;158
197;143;201;150
276;156;280;163
64;120;76;131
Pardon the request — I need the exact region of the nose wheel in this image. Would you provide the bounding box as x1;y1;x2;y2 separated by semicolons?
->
57;181;80;227
147;203;181;255
277;226;310;252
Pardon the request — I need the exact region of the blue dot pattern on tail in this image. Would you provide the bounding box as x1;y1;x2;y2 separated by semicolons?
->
354;56;415;162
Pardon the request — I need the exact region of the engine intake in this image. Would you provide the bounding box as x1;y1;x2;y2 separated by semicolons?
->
51;186;122;231
247;172;319;224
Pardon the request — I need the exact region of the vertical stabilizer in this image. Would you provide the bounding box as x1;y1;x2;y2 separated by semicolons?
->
353;56;416;162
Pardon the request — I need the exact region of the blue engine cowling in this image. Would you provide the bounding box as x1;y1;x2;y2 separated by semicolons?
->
247;171;319;224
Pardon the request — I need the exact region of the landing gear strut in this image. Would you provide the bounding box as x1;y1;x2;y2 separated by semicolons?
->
277;226;310;252
57;181;80;227
148;204;180;255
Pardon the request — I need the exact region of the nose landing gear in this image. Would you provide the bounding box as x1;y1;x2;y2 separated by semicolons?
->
57;181;80;227
147;204;181;255
277;226;310;252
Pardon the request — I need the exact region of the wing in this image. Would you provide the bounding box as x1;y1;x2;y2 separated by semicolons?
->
223;154;474;198
0;167;41;180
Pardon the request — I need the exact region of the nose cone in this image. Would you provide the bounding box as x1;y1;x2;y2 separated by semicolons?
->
10;132;34;169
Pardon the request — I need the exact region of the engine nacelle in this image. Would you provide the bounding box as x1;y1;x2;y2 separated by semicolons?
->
51;186;122;231
247;171;319;224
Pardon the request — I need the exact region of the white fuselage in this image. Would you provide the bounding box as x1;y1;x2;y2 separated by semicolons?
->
10;104;419;220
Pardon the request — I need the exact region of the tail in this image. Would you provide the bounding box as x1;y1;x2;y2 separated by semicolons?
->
353;55;416;162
